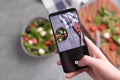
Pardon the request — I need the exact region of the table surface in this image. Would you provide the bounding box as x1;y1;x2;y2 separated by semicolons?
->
0;0;119;80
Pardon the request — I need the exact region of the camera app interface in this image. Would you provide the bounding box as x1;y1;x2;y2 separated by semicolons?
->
50;11;85;52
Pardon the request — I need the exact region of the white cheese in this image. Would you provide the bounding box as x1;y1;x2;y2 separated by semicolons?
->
117;38;120;44
40;31;46;36
103;32;110;39
28;40;33;45
38;48;45;55
59;38;62;42
49;29;53;35
37;27;43;32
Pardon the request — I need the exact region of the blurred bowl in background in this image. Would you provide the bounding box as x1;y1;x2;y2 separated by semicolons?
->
21;17;56;57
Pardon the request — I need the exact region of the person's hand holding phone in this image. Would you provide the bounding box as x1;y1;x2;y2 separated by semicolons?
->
56;36;120;80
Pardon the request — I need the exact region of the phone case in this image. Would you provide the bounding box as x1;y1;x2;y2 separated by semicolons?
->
49;8;89;73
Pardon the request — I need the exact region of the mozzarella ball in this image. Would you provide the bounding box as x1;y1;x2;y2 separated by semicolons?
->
38;48;45;55
117;38;120;44
83;0;89;3
28;40;33;45
49;29;53;35
103;32;110;39
59;38;62;42
37;27;43;32
40;31;46;36
102;17;107;23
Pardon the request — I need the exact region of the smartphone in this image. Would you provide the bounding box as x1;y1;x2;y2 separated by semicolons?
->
49;8;89;73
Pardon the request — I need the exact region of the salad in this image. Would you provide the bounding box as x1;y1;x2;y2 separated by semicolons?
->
88;7;120;54
21;18;56;57
55;27;68;42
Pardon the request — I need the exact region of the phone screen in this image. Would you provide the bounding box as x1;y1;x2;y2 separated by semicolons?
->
49;9;85;52
49;8;89;73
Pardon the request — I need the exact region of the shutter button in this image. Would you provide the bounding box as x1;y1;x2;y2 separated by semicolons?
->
74;60;79;64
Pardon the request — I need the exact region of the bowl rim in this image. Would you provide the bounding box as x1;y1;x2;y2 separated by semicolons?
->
20;17;54;58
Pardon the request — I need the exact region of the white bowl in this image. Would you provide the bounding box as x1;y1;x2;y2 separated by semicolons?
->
20;17;56;57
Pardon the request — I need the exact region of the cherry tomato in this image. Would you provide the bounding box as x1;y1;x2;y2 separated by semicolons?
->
87;16;92;22
29;23;35;29
23;36;29;42
114;22;119;27
90;25;97;32
109;43;117;51
45;40;51;46
106;37;113;43
32;38;38;45
98;24;106;31
116;30;120;35
51;36;55;42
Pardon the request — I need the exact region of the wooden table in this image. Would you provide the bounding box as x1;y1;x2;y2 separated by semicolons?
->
78;0;120;67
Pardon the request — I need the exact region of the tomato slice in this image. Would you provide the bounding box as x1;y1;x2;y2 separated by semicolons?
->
109;43;117;51
114;22;119;27
87;16;92;22
32;38;38;45
106;37;113;43
98;24;106;31
51;36;55;42
45;40;51;46
116;30;120;35
23;36;29;42
90;25;97;32
29;23;35;29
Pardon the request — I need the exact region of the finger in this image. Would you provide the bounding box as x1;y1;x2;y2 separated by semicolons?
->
84;36;98;52
57;60;61;65
78;55;97;67
65;68;89;79
84;36;105;57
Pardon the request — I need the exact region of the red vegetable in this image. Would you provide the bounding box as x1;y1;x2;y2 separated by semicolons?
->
90;25;97;32
32;38;38;45
45;40;51;46
109;43;117;51
116;30;120;35
114;22;119;27
106;37;113;43
51;36;55;42
77;29;81;34
29;23;35;29
23;36;29;42
98;24;106;31
87;16;92;22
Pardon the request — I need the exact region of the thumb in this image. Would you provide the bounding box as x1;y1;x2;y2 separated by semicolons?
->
78;55;97;67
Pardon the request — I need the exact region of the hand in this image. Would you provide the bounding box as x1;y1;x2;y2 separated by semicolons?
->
56;36;120;80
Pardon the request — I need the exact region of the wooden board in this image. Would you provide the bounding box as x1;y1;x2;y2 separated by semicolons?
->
78;0;120;67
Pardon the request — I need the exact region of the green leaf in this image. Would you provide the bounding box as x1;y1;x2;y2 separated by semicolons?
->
112;35;118;43
109;10;115;16
115;17;120;24
30;28;39;37
101;39;107;45
21;33;28;37
117;46;120;55
32;20;39;27
24;42;31;48
98;7;105;16
44;23;51;30
38;36;44;42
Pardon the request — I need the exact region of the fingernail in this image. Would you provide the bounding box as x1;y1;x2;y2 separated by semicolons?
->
65;75;71;79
